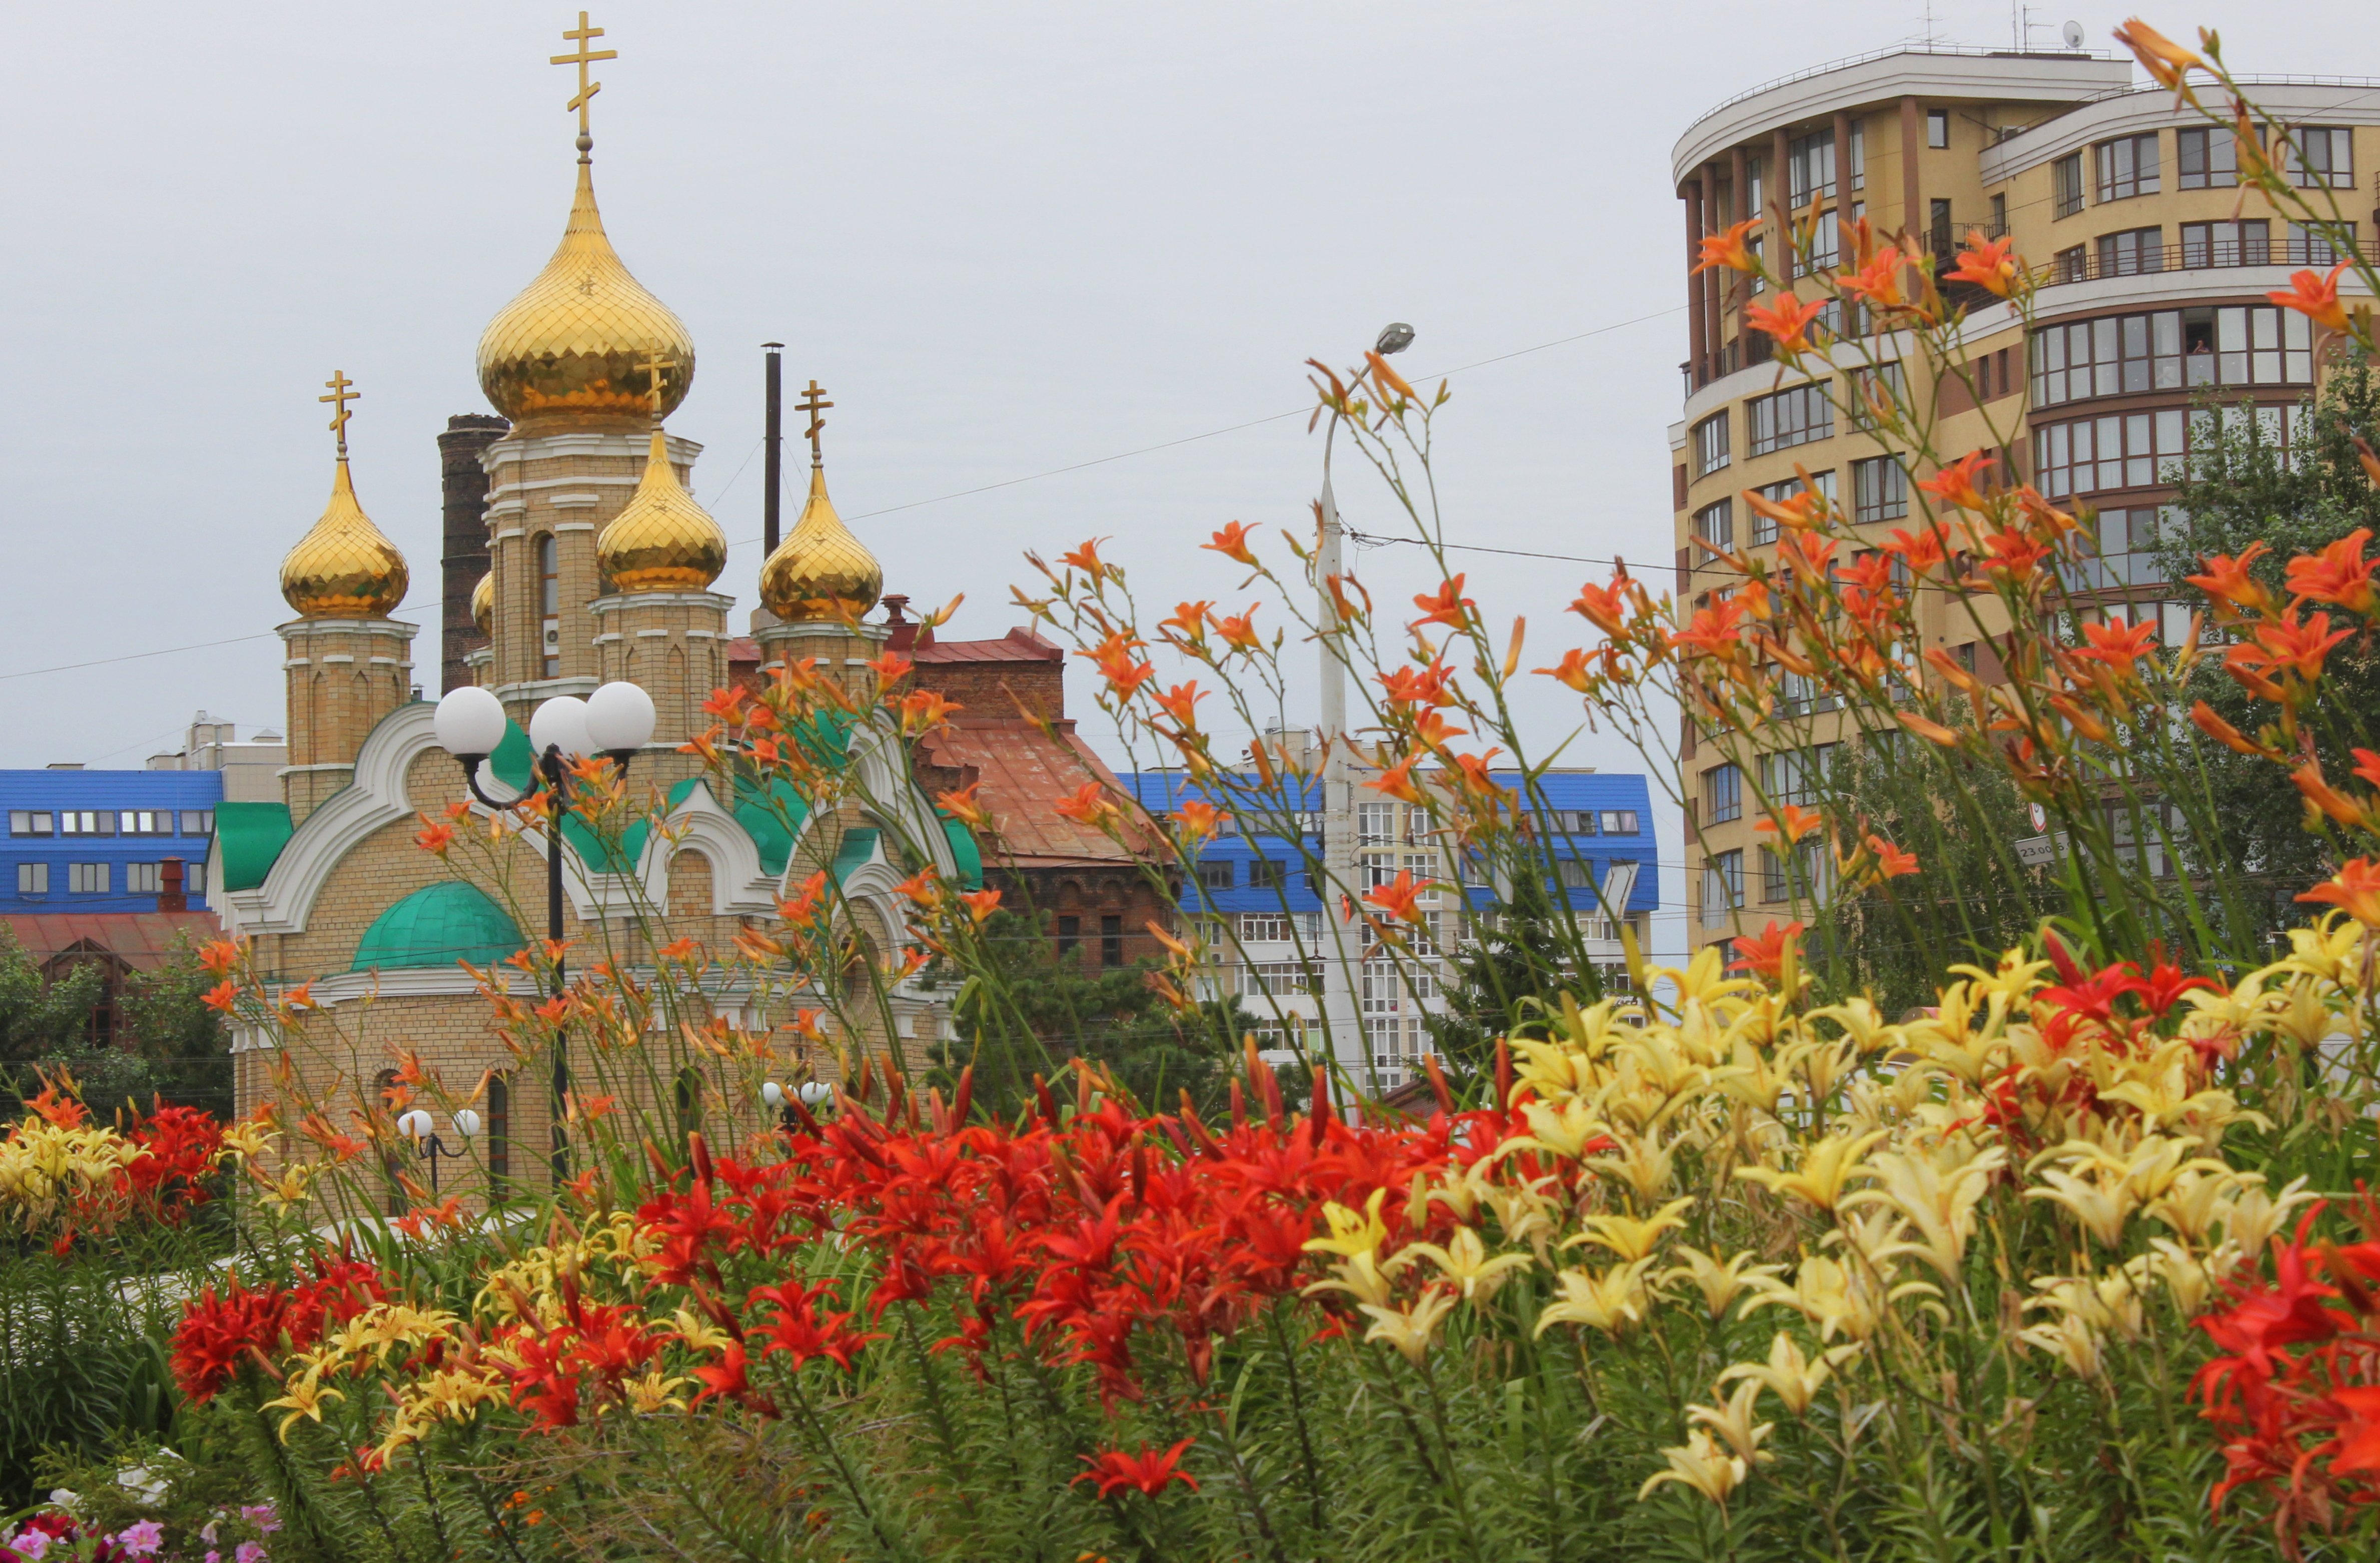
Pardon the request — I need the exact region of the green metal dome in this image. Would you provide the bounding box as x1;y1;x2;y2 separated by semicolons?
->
350;881;525;972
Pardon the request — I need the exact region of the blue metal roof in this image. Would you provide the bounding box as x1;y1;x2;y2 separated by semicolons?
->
0;769;227;913
1120;769;1659;920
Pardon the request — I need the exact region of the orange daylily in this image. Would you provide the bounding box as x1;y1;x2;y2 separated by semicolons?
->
2269;261;2351;334
1059;538;1111;580
1363;870;1430;922
896;689;964;734
1151;680;1206;729
1757;804;1824;844
1729;920;1805;978
1175;800;1226;843
1946;231;2019;297
2111;19;2205;105
1216;608;1263;653
1916;451;1994;511
1569;576;1636;637
2239;610;2353;682
2078;615;2159;673
780;870;831;928
1535;647;1595;692
2186;543;2275;617
936;783;990;829
1867;836;1919;879
1692;218;1762;276
413;818;455;856
2355;748;2380;790
1055;783;1122;828
2292;761;2367;829
1836;247;1910;311
866;651;915;685
202;980;238;1014
1745;292;1827;355
1366;754;1426;806
2191;701;2274;758
958;889;1003;925
1897;710;1962;746
2285;527;2379;615
199;939;241;976
1744;486;1823;534
1161;601;1214;645
1411;575;1476;630
2298;858;2380;926
1204;522;1259;566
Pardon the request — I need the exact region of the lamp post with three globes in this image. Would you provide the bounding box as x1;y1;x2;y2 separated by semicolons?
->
431;681;657;1181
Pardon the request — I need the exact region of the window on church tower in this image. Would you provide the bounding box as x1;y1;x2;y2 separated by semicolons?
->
538;535;561;678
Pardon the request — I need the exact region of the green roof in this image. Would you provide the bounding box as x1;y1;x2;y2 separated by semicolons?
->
216;801;294;892
351;881;525;972
941;817;984;890
832;827;880;885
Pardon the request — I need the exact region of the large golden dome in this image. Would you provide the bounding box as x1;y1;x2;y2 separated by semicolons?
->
470;570;494;635
477;160;694;426
281;456;408;619
600;430;727;592
759;465;882;621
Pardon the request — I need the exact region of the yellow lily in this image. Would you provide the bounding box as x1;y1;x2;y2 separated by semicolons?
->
1663;1245;1785;1321
1686;1378;1774;1466
1735;1129;1887;1211
1570;1196;1695;1262
1535;1258;1655;1338
1717;1331;1859;1415
1403;1225;1533;1303
1359;1286;1459;1366
1636;1429;1747;1506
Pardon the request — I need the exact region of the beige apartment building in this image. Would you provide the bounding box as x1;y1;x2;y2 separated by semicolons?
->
1671;44;2379;949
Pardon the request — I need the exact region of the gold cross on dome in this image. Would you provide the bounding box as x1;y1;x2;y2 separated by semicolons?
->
636;351;676;416
320;370;360;454
797;380;833;464
552;12;617;140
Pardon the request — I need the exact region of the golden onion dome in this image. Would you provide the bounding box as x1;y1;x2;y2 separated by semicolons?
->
599;430;727;592
470;570;494;635
759;465;883;622
476;160;694;427
281;457;409;618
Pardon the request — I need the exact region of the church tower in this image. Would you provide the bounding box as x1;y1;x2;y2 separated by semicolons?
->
276;372;415;825
472;16;708;728
755;382;889;707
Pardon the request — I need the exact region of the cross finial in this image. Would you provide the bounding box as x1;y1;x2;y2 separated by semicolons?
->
636;350;676;418
320;371;360;457
551;11;617;159
797;380;833;465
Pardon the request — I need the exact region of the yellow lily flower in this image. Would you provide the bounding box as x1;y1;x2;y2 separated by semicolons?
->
1535;1258;1655;1339
1636;1429;1747;1506
1735;1129;1887;1211
1686;1378;1774;1466
1662;1245;1784;1321
1303;1188;1390;1260
1403;1225;1533;1303
1569;1196;1695;1262
1358;1285;1459;1366
1717;1331;1860;1415
262;1374;346;1443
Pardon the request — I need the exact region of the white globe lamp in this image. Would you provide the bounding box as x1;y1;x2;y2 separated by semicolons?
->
528;695;592;761
451;1108;482;1139
585;681;658;755
395;1108;434;1141
433;686;508;759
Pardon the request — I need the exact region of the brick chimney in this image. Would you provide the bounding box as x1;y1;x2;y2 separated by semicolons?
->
438;414;509;695
158;857;186;913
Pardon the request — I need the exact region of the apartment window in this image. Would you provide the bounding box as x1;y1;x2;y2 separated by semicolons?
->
2033;409;2189;499
17;864;48;895
188;862;206;896
2053;153;2085;219
125;863;161;894
1056;915;1080;956
2033;306;2310;409
2177;126;2237;189
1247;858;1287;890
1600;810;1641;835
1750;384;1832;456
2060;506;2181;592
1761;847;1791;903
1702;851;1744;925
1746;156;1764;217
1852;456;1908;525
2181;220;2269;268
179;811;214;837
1693;498;1735;551
1242;961;1318;997
1763;743;1837;807
1356;802;1395;846
1750;471;1835;546
2288;222;2355;266
2094;134;2160;202
1239;913;1292;943
1197;861;1232;891
1704;762;1742;825
538;534;561;678
1550;809;1599;836
2282;127;2353;189
8;812;53;837
2096;227;2163;278
121;810;175;837
1691;412;1731;477
1554;859;1597;892
69;863;108;894
1100;915;1123;968
1779;669;1840;716
58;811;114;837
2052;244;2089;284
1926;109;1948;149
1787;129;1836;205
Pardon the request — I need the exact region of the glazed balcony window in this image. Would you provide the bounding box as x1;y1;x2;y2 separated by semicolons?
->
2288;221;2355;265
1851;456;1907;525
1750;383;1831;456
2094;134;2160;202
1691;411;1731;477
2059;505;2182;592
1693;498;1735;551
2096;226;2163;278
1705;762;1742;826
2180;220;2268;268
1749;470;1834;545
2281;126;2353;189
1701;851;1744;925
2176;127;2238;189
2034;409;2188;499
2032;306;2310;408
2053;153;2086;219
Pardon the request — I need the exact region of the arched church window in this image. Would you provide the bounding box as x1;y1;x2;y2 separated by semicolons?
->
538;535;560;677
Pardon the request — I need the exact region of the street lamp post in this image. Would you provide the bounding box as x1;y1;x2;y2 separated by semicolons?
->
433;682;656;1181
395;1107;481;1194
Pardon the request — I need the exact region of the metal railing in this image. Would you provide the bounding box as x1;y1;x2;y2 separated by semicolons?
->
2034;238;2348;287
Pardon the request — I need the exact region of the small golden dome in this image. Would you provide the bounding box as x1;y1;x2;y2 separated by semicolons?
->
760;465;882;622
470;570;494;635
599;430;728;592
281;457;409;618
477;161;694;427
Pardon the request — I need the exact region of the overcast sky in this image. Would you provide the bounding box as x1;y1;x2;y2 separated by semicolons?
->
0;1;2348;936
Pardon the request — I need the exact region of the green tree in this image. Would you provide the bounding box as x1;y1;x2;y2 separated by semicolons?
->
0;928;104;1096
2159;359;2380;947
934;909;1266;1118
1424;872;1580;1079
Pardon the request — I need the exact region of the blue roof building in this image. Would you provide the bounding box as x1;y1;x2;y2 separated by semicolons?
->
0;769;226;913
1122;765;1659;1089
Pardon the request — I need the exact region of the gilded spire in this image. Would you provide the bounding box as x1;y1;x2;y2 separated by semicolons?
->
759;384;883;622
598;354;727;593
281;372;409;619
476;14;692;427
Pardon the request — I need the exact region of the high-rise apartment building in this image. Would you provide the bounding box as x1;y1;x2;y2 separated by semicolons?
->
1670;45;2378;948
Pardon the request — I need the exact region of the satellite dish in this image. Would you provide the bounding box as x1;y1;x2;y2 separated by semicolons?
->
2061;20;2085;48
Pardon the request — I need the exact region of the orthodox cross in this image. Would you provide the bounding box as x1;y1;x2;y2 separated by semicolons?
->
797;380;832;464
637;350;676;417
552;12;617;147
320;370;360;456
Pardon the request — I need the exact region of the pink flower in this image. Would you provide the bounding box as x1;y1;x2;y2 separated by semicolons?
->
235;1544;268;1563
9;1531;54;1561
240;1506;279;1535
115;1521;165;1558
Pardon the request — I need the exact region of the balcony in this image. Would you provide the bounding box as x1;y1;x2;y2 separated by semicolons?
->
2034;236;2345;289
